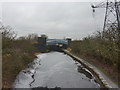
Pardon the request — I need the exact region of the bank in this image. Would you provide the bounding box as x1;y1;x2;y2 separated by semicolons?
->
2;38;40;88
63;49;119;88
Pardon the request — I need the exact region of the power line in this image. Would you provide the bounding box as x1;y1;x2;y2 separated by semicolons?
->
91;0;120;40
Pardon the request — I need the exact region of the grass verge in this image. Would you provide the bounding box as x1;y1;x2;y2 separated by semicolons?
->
69;39;120;87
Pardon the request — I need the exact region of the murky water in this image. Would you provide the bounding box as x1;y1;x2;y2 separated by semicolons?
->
13;52;100;88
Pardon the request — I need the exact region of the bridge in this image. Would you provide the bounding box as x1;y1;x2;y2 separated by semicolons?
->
37;36;71;51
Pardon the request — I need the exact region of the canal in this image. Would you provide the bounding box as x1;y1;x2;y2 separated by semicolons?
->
13;51;100;88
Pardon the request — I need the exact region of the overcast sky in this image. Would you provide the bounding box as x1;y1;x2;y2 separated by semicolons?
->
2;2;105;40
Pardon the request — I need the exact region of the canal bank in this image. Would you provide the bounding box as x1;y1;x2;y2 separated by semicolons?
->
63;49;119;88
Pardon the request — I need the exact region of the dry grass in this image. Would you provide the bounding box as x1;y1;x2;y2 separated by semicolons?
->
2;26;40;88
70;38;120;87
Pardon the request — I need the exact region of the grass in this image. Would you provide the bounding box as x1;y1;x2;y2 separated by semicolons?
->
2;50;37;88
70;51;119;86
2;26;40;88
69;37;120;87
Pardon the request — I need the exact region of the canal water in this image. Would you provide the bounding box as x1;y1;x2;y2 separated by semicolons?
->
13;52;100;88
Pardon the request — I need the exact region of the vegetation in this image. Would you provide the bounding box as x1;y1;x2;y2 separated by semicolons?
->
70;30;120;86
1;23;120;87
1;25;40;88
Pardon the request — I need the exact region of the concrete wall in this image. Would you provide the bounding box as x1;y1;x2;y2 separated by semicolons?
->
38;36;47;52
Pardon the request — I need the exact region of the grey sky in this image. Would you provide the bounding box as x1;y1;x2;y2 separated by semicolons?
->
2;2;105;40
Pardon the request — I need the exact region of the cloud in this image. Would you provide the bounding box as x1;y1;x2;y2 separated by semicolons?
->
2;2;105;39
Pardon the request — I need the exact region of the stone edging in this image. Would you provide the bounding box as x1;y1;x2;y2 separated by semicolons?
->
63;50;112;88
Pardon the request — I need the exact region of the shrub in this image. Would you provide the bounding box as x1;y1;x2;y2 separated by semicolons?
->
70;30;119;70
1;25;39;88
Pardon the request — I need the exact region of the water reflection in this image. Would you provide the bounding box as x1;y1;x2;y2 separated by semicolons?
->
77;65;93;79
13;52;100;88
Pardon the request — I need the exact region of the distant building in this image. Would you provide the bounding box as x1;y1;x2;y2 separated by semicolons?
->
38;35;47;52
65;38;72;46
38;35;71;51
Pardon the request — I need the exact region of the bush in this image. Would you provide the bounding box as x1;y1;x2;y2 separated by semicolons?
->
1;25;39;88
70;31;119;70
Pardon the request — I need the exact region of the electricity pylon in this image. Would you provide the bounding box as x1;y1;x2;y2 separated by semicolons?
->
91;0;120;40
